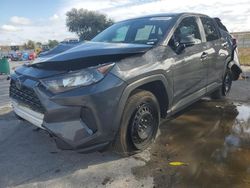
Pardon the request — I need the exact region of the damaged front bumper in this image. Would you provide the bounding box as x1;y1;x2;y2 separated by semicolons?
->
12;100;44;129
10;73;127;152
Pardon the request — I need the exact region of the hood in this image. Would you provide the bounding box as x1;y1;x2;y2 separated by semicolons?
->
30;42;152;71
15;65;66;79
38;42;82;58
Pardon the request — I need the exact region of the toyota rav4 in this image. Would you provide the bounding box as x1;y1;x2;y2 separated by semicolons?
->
10;13;242;155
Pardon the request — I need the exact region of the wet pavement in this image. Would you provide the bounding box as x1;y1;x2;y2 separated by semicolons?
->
132;100;250;188
0;65;249;188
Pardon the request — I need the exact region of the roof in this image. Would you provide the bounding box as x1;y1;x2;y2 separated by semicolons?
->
120;12;209;22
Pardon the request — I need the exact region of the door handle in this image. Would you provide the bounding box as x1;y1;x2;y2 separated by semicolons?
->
200;52;208;60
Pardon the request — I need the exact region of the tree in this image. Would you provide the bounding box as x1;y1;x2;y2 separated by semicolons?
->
23;40;35;49
66;8;114;41
48;40;59;48
36;42;42;47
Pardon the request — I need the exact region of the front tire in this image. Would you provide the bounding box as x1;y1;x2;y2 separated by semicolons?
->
211;69;233;99
114;90;160;156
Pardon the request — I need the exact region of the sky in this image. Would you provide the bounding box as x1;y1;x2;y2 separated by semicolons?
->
0;0;250;45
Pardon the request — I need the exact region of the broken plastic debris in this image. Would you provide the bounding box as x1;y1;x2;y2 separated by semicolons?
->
169;161;188;166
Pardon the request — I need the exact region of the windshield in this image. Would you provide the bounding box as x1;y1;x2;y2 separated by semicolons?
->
92;17;173;45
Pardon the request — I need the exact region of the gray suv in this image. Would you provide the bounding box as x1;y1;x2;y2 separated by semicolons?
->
10;13;241;155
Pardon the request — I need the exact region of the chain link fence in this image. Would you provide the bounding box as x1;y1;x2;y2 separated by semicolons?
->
231;32;250;48
232;32;250;65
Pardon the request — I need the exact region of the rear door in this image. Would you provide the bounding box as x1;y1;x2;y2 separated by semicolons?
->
168;16;207;111
200;17;229;91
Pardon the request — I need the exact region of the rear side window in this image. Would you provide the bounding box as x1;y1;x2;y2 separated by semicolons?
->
201;17;220;41
214;17;228;32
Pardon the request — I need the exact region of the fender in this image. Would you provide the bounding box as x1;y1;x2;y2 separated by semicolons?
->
112;74;173;135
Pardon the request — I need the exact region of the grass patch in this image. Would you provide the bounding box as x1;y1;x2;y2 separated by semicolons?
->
239;48;250;66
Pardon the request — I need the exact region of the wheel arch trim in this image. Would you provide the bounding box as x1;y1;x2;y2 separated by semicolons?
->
112;74;172;137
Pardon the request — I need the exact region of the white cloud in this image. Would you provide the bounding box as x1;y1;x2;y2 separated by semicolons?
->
49;14;60;21
0;14;75;45
1;24;20;32
62;0;250;32
0;22;76;45
10;16;31;25
1;0;250;45
60;0;132;13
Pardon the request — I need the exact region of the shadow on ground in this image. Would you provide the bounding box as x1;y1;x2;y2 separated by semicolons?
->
0;108;123;188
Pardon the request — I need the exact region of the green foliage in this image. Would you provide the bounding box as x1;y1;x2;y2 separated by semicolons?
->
48;40;59;48
36;42;42;47
66;8;114;40
23;40;35;49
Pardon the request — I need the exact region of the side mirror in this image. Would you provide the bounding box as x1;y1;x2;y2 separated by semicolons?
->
180;35;199;47
175;36;201;54
175;43;186;54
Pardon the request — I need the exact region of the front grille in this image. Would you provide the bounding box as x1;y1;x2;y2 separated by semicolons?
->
10;80;45;113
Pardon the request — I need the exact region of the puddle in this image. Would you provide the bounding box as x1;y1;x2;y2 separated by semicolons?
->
226;104;250;149
132;100;250;188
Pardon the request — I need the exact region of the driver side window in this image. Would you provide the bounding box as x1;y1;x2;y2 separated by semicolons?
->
168;17;201;52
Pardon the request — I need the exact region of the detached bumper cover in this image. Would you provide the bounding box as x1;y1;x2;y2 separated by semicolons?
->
12;100;44;129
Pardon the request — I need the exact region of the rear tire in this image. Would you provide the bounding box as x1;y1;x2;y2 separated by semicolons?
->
210;69;233;99
113;90;160;156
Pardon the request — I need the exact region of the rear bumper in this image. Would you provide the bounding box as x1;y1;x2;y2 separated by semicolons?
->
10;73;127;152
228;49;242;80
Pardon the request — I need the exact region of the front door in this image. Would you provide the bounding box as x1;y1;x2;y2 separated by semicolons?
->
168;16;207;111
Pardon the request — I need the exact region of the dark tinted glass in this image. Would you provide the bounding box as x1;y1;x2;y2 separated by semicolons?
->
201;17;220;41
214;17;228;32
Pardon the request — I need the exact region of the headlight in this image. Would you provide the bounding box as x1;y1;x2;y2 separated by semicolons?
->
41;63;114;93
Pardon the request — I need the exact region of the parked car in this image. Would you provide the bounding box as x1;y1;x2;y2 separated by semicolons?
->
22;52;29;61
10;52;22;61
28;51;36;60
10;13;242;155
